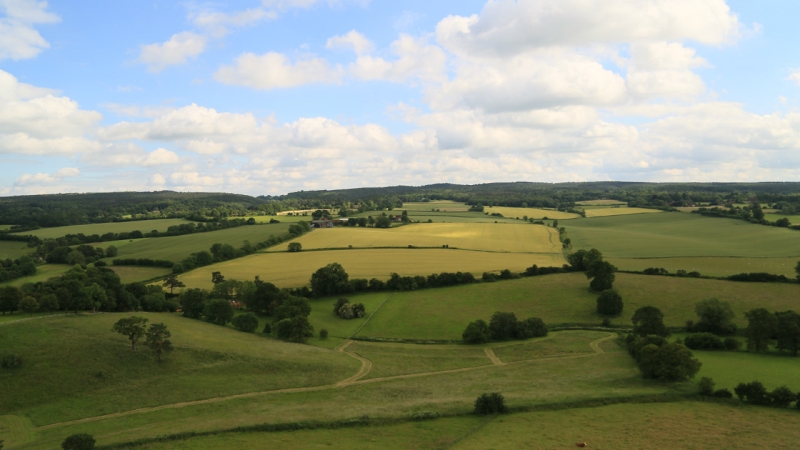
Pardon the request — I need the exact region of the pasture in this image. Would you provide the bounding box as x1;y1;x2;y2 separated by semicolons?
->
177;248;566;289
575;199;627;205
4;264;72;287
10;219;193;240
565;212;800;258
483;206;579;220
92;401;800;450
694;350;800;391
97;223;293;263
401;201;471;212
610;256;799;277
403;211;521;224
108;266;172;283
581;206;663;218
349;273;800;340
0;241;32;259
268;223;562;254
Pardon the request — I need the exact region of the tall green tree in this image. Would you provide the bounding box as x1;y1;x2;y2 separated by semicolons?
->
162;275;185;295
18;296;39;316
112;316;149;350
775;310;800;357
489;311;519;341
61;434;95;450
204;299;234;325
637;342;701;381
744;308;778;352
179;289;208;319
632;306;670;337
145;323;172;362
694;298;736;335
275;316;314;343
586;260;617;291
310;263;350;296
0;286;21;315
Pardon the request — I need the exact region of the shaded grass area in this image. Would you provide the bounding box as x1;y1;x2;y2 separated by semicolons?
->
10;219;194;240
177;249;565;289
355;273;800;340
109;266;172;283
610;256;799;277
491;330;606;363
565;212;800;258
694;350;800;391
306;292;391;348
267;223;562;254
346;341;491;379
3;264;72;287
97;223;292;263
0;240;32;259
20;346;669;449
0;314;358;426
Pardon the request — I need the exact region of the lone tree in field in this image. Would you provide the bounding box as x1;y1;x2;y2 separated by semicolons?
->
112;316;149;350
596;289;623;316
637;342;701;381
462;319;491;344
310;262;350;296
474;393;507;415
61;434;95;450
162;275;185;295
211;271;225;285
631;306;670;337
287;242;302;252
745;308;778;352
145;323;172;362
586;260;617;291
694;298;736;335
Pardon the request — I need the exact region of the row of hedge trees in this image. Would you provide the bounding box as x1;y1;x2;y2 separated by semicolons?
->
463;312;547;344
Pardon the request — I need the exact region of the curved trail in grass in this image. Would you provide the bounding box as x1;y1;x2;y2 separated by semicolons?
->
34;332;616;431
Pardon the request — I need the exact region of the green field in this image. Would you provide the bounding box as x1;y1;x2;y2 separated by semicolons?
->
401;201;471;212
349;273;800;340
695;350;800;391
10;219;194;240
178;248;566;289
566;213;800;258
0;241;32;259
3;264;73;287
97;223;292;263
610;256;799;277
575;199;627;206
268;223;562;254
101;401;800;450
405;211;521;224
108;266;172;283
484;206;579;220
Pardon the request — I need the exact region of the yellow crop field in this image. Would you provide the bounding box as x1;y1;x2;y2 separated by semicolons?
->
582;206;663;218
483;206;580;220
267;223;562;254
402;201;471;212
178;248;567;289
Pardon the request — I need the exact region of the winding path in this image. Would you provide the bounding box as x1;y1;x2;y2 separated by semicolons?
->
33;332;616;431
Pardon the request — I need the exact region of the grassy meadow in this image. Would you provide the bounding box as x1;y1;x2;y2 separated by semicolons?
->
178;248;566;289
96;223;293;263
483;206;579;220
0;241;33;260
575;199;627;205
3;264;72;287
581;206;663;217
268;223;562;254
610;256;799;277
565;212;800;258
10;219;194;240
108;266;172;283
694;350;800;391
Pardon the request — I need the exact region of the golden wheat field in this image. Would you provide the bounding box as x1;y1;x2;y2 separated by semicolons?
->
178;248;567;289
582;207;664;218
483;206;580;220
267;223;563;254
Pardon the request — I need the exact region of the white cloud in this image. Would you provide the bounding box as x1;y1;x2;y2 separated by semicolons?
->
349;34;447;84
140;148;180;166
0;0;60;60
15;167;80;186
150;173;166;186
54;167;79;177
214;52;343;89
137;32;207;73
189;6;276;37
626;42;709;100
326;30;374;55
436;0;743;57
788;70;800;87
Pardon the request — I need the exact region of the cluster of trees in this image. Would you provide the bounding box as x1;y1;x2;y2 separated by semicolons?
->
307;262;480;296
731;380;799;408
742;308;800;355
625;306;702;381
692;203;796;229
0;265;177;315
333;298;366;319
463;312;547;344
111;317;172;362
641;267;701;278
0;255;37;282
567;248;617;291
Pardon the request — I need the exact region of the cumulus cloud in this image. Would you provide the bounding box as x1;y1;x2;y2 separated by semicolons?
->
436;0;743;57
137;32;207;73
214;52;343;89
15;167;80;186
326;30;375;55
349;34;448;84
140;148;180;166
189;7;276;37
788;70;800;87
0;0;60;60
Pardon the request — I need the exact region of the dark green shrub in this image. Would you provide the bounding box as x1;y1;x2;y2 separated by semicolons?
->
712;388;733;398
320;329;328;339
515;317;547;339
1;354;21;369
698;377;715;396
684;333;724;350
769;386;796;407
232;313;258;333
489;312;518;341
334;298;349;314
61;434;95;450
596;289;623;316
723;337;742;351
474;393;507;415
262;322;271;334
462;319;491;344
735;381;770;405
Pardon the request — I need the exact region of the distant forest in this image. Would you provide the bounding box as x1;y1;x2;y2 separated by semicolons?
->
2;182;800;229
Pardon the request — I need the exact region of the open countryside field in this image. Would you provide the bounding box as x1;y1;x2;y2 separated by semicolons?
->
10;219;194;240
402;211;521;224
351;273;800;340
108;266;172;283
97;223;293;263
179;248;565;289
401;201;471;212
0;241;32;259
581;206;664;217
1;316;670;449
575;199;627;205
4;264;72;287
484;206;580;220
610;256;799;277
565;212;800;258
694;350;800;391
267;223;562;254
105;402;800;450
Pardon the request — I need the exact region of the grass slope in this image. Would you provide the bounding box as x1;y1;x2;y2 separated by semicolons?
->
484;206;579;220
3;264;72;287
581;206;663;217
610;256;799;277
565;212;800;257
97;223;292;263
0;313;358;426
268;223;562;254
353;273;800;340
0;241;32;259
694;350;800;391
11;219;194;240
177;249;566;289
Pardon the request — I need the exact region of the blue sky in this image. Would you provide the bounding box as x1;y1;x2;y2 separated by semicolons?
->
0;0;799;196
